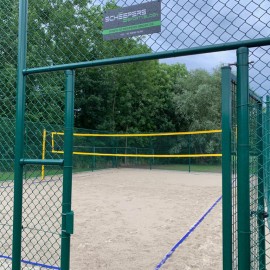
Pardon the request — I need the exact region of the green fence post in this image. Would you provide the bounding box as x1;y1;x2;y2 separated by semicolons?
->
12;0;28;269
257;99;266;269
221;66;232;270
61;70;75;270
237;47;250;270
266;95;270;229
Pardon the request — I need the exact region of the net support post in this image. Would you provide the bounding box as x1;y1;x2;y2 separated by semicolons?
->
115;147;118;168
236;47;250;270
61;69;75;270
188;134;191;173
221;65;232;270
12;0;28;269
92;146;96;171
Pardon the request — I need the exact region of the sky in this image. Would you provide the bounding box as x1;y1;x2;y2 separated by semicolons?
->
160;50;237;71
135;0;270;75
102;0;270;93
91;0;270;98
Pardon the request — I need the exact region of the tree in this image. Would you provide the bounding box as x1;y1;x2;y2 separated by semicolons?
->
172;68;221;131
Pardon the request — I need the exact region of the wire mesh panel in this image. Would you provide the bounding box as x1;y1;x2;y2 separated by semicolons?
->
0;0;18;268
249;94;263;269
21;165;62;270
13;72;66;269
249;47;270;269
26;0;270;68
225;67;268;270
2;0;270;269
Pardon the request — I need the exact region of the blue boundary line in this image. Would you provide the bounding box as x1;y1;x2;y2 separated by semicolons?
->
154;195;222;270
0;254;60;269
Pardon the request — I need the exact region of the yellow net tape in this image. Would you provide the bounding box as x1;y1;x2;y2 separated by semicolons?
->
51;129;222;158
51;129;222;137
52;150;222;158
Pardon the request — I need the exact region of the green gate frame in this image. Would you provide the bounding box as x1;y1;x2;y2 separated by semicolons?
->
221;60;266;270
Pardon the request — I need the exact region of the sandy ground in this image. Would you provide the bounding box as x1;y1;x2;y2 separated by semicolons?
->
0;168;222;270
0;174;63;270
70;168;222;270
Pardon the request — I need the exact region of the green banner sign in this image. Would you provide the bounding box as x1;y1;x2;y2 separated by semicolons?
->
103;1;161;40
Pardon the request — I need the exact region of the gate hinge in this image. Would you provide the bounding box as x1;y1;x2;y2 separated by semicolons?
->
62;211;74;235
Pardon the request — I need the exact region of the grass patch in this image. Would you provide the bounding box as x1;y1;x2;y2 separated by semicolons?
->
152;164;222;173
0;172;14;181
0;164;221;182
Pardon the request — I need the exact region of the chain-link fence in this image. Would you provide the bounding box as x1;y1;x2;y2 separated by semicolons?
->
249;47;270;270
17;72;65;270
1;0;270;269
222;48;270;269
0;0;18;268
24;0;270;68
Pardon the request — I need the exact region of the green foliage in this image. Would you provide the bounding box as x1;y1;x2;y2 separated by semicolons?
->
0;0;222;133
172;68;221;131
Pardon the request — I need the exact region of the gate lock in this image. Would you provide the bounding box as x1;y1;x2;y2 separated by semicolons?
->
62;211;74;235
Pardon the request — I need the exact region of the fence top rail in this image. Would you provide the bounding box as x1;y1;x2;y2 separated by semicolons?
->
24;37;270;75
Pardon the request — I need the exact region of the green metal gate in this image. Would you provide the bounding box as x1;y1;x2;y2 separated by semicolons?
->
1;0;270;269
12;63;75;270
222;48;270;270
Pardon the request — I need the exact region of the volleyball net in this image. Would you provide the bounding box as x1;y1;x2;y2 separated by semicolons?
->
42;129;222;175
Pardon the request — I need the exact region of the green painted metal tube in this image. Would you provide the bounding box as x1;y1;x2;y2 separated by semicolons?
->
20;159;64;166
266;96;270;230
61;70;75;270
257;100;266;270
12;0;28;269
221;66;232;270
24;37;270;75
237;47;250;270
263;111;266;201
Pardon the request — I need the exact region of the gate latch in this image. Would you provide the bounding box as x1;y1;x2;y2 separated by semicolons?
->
63;211;74;235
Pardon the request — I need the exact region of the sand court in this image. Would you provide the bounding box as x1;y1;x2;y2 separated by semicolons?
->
70;168;222;270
